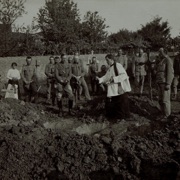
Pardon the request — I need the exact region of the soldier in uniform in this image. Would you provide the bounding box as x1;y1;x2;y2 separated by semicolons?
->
132;48;148;96
45;56;56;105
55;54;74;117
96;65;107;93
21;56;38;102
68;56;73;65
172;52;180;100
155;48;174;120
71;55;91;101
88;56;99;94
115;48;128;70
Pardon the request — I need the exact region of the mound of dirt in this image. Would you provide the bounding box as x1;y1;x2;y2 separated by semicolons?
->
0;96;179;179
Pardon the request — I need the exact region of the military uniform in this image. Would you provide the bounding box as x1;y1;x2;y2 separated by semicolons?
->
132;53;148;95
156;56;174;117
45;63;56;104
55;62;74;116
71;62;91;100
172;54;180;99
89;62;98;94
21;65;37;102
115;55;128;70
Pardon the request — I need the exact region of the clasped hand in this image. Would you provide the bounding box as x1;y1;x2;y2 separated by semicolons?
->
164;84;170;91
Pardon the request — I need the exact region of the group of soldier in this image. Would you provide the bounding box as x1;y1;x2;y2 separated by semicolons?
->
44;53;92;116
3;47;180;121
115;47;179;120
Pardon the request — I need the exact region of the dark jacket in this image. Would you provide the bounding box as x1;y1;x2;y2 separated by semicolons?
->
45;63;55;79
71;63;85;77
89;63;98;78
55;62;71;84
156;56;174;85
173;54;180;76
21;65;36;84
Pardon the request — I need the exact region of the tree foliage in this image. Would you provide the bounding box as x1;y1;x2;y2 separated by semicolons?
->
138;16;171;50
108;29;148;51
0;0;26;56
36;0;81;54
82;11;108;49
0;0;26;25
108;29;139;45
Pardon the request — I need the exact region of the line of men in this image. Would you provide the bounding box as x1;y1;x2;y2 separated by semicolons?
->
114;47;179;120
45;54;91;117
3;47;180;121
44;48;179;120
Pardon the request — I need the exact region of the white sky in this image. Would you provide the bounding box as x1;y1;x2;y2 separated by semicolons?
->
16;0;180;37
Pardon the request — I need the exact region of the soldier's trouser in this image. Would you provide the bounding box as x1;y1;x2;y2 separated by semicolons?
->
23;82;38;102
172;76;179;95
56;83;74;110
47;79;52;100
90;77;97;93
135;75;145;94
158;83;171;117
47;79;56;102
79;77;91;100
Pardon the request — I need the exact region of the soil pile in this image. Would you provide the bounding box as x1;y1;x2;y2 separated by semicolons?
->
0;97;179;179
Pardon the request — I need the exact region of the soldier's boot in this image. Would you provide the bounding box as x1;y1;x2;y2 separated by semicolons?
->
68;100;76;115
172;94;177;101
58;100;63;117
52;95;56;106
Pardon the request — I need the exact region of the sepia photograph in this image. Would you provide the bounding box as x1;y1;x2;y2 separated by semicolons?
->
0;0;179;179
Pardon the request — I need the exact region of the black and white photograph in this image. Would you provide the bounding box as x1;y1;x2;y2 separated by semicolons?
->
0;0;179;179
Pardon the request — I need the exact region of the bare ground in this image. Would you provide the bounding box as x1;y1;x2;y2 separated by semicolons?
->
0;92;179;180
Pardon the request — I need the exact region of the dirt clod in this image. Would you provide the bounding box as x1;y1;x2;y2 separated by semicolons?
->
0;96;179;179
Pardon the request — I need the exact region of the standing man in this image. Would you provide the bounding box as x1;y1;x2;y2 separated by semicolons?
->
54;56;60;65
97;54;131;120
68;56;73;65
89;56;99;94
45;56;56;105
155;48;174;120
96;65;107;93
55;54;74;117
132;48;148;96
71;55;91;101
172;52;180;100
115;48;128;70
21;56;38;102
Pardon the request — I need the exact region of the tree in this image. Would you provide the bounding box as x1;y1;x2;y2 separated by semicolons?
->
138;16;171;50
108;29;148;53
0;0;26;56
36;0;81;54
108;29;139;46
0;0;26;25
81;11;109;51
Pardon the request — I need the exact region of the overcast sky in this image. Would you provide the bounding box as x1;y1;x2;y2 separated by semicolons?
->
16;0;180;37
